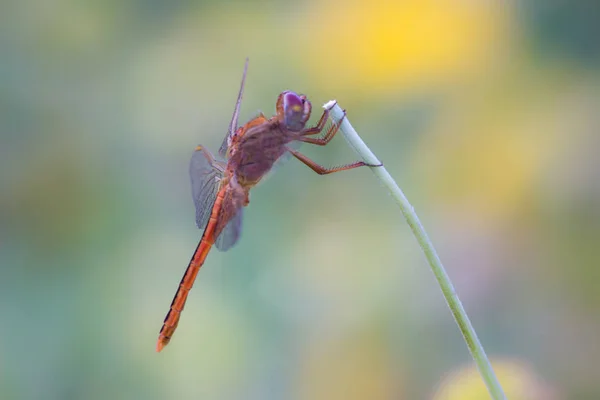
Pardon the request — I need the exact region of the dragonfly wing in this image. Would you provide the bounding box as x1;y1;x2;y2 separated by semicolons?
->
189;147;224;230
219;59;249;158
218;135;229;159
215;207;243;252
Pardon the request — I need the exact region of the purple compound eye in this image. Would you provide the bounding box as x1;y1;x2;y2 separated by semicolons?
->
284;92;303;108
282;91;311;131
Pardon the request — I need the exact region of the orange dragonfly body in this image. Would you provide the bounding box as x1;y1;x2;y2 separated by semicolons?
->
156;60;379;352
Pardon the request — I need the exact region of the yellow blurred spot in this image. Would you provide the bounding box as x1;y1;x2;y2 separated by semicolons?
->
420;121;541;219
415;73;564;222
298;0;507;96
433;358;557;400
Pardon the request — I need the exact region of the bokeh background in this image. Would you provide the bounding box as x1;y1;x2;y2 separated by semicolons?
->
1;0;599;399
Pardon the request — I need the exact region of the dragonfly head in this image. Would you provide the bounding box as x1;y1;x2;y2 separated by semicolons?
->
277;91;312;132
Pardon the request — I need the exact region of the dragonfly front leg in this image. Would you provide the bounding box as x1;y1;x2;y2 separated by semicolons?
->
301;108;330;136
286;146;381;175
298;109;347;145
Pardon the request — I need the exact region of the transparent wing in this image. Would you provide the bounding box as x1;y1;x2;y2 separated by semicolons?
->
218;133;230;159
219;59;249;159
215;208;243;252
189;147;224;230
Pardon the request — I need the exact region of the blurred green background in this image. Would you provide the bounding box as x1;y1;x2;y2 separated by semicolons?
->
1;0;599;399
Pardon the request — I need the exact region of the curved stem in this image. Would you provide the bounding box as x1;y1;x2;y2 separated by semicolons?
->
324;101;507;400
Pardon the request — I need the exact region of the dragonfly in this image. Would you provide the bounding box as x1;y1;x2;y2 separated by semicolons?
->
156;59;381;352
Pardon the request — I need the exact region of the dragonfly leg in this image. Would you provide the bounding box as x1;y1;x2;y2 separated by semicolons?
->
298;109;347;145
195;145;226;172
301;108;330;136
286;147;381;175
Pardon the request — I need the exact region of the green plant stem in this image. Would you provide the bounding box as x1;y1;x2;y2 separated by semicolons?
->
325;101;507;400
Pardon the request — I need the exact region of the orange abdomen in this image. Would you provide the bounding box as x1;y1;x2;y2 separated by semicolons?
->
156;190;225;352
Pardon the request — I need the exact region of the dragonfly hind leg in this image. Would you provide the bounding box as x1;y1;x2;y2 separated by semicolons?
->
195;145;226;172
286;146;381;175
